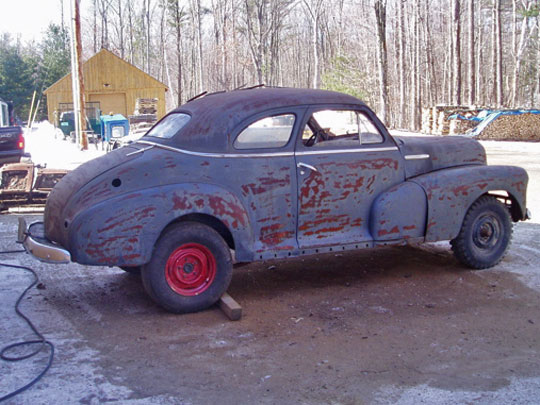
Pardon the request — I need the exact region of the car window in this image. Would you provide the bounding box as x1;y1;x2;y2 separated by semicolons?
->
358;113;384;144
234;114;295;149
146;113;191;139
302;109;383;147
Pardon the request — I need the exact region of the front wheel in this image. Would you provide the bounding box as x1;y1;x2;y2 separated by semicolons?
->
141;222;233;313
451;195;513;269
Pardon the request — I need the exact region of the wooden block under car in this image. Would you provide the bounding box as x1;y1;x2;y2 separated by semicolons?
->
219;292;242;321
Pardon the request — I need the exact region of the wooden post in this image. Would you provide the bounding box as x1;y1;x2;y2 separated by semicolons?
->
69;0;81;146
74;0;88;150
27;90;36;128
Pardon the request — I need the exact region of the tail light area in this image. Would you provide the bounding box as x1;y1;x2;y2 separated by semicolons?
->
17;132;24;150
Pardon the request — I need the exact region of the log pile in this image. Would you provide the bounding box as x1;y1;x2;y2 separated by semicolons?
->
129;99;158;136
475;113;540;142
134;98;158;115
422;105;481;135
449;118;477;134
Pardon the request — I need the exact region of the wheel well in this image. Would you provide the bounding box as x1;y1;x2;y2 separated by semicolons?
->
168;213;235;250
486;190;524;222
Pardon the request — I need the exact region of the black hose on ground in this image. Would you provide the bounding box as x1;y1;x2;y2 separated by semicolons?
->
0;249;54;403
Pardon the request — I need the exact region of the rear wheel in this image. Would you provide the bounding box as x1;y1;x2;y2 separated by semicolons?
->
451;195;512;269
141;222;233;313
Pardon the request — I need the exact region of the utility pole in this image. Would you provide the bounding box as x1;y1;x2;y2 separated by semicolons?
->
69;0;88;150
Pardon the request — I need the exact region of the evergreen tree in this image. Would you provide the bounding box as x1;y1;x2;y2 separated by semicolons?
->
0;33;36;120
40;23;71;90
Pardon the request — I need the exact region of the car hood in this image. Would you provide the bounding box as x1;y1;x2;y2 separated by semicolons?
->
394;135;486;179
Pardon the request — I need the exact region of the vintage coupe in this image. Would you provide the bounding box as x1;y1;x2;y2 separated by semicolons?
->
19;88;530;313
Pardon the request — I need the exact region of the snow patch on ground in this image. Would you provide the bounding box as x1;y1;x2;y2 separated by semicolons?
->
375;377;540;405
24;121;106;170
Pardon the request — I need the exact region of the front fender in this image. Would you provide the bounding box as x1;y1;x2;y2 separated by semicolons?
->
411;165;528;242
68;183;252;266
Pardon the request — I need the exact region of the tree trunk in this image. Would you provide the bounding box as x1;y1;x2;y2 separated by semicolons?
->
374;0;388;125
118;0;124;58
468;0;475;105
174;0;184;105
453;0;462;105
195;0;204;92
511;2;536;106
127;0;134;64
92;0;97;53
493;0;503;106
143;0;152;73
398;0;405;128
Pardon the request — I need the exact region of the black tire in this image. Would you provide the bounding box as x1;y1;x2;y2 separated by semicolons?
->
141;222;233;313
119;266;141;275
451;195;513;269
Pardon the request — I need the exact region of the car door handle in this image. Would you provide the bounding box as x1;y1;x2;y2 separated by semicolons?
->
297;162;318;175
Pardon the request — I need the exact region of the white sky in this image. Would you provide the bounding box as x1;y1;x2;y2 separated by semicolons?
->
0;0;64;43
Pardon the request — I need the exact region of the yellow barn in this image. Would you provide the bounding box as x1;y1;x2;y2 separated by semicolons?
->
44;48;168;122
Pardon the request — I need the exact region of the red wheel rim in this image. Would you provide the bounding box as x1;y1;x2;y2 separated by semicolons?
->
165;243;216;296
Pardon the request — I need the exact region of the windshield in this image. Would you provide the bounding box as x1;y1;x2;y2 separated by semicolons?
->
145;113;191;139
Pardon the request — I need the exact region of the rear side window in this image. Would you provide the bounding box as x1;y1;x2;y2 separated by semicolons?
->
234;114;295;149
146;113;191;139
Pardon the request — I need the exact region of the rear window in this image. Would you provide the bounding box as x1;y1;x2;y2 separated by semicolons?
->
234;114;295;149
146;113;191;139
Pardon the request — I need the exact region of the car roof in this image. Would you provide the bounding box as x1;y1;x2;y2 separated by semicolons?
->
158;87;366;153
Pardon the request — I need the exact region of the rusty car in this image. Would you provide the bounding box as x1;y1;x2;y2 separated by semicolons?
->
18;88;530;313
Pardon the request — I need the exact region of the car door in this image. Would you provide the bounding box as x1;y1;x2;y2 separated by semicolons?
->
228;107;305;258
294;105;405;249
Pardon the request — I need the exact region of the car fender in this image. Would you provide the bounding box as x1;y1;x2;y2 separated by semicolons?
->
410;165;528;242
68;183;252;266
369;181;427;241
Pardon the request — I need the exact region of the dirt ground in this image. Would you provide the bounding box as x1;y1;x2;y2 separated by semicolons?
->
1;140;540;404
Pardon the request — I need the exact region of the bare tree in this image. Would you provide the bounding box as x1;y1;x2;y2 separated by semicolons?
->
397;0;406;128
302;0;324;88
492;0;504;106
467;0;475;105
511;0;537;106
374;0;388;124
453;0;462;105
77;0;540;128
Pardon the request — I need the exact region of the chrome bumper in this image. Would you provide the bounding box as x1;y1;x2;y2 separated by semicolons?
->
17;218;71;264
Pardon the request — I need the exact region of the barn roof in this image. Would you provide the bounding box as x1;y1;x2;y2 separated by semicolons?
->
43;48;168;94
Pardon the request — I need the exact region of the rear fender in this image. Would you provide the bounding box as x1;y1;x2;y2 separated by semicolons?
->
411;165;528;242
68;183;252;266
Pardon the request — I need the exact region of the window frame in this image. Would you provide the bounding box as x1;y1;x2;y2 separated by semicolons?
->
295;104;393;152
230;107;307;153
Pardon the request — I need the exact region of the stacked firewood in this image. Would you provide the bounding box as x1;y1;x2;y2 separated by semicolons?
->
449;118;477;134
130;98;158;135
134;98;158;115
476;113;540;141
422;105;481;135
128;115;157;135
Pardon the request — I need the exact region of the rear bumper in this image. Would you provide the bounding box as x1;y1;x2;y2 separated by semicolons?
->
17;218;71;264
0;151;23;165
